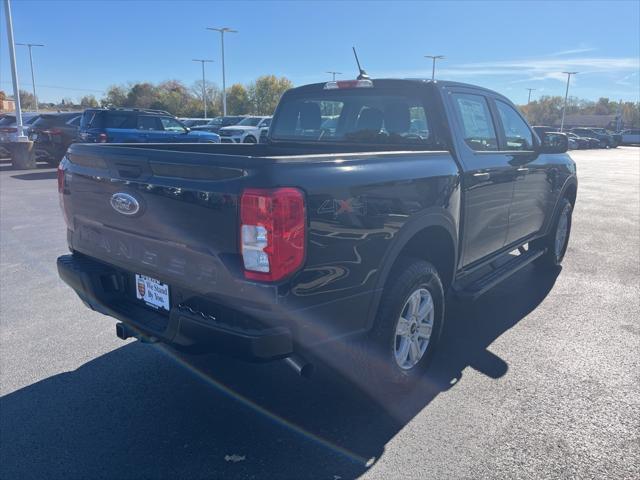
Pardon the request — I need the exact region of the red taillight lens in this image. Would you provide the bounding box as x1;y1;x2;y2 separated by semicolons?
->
0;127;17;133
58;162;71;227
57;162;65;193
44;128;63;135
240;187;306;282
324;79;373;89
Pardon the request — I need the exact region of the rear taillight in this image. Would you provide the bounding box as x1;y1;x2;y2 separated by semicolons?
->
97;133;108;143
43;128;63;135
0;127;17;133
58;161;70;227
57;162;65;193
240;188;306;282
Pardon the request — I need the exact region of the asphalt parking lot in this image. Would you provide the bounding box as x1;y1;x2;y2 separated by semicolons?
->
0;147;638;480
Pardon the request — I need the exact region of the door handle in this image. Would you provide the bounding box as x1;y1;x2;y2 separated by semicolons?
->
472;172;491;180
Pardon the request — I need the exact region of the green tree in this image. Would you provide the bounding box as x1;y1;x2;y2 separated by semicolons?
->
247;75;293;115
19;90;36;110
226;83;250;115
80;95;99;108
190;80;222;117
153;80;192;116
520;96;565;125
621;102;640;127
125;83;158;109
101;85;128;107
520;95;640;128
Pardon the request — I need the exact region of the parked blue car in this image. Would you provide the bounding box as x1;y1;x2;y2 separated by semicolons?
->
77;108;220;144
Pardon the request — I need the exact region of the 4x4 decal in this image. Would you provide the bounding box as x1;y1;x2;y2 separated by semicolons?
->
317;197;367;216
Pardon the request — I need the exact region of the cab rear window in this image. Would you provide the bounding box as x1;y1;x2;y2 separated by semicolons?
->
33;115;65;129
271;91;432;146
81;111;136;129
81;110;103;129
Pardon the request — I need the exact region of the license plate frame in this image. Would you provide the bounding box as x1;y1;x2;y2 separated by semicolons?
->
135;274;170;312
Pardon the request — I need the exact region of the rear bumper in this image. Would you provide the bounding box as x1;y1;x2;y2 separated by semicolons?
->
220;136;242;143
57;253;293;361
33;142;65;159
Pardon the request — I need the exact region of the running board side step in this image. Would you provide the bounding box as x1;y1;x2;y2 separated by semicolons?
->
454;249;546;300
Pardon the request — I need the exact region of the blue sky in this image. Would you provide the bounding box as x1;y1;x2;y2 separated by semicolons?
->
1;0;639;105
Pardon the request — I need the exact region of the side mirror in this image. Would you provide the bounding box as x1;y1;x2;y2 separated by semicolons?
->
184;127;191;133
538;132;568;154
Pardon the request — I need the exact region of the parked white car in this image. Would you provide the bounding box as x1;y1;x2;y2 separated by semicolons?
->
0;112;40;157
179;118;210;128
218;116;271;143
621;129;640;145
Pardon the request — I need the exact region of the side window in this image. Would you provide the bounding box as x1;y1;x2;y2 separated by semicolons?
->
67;116;81;127
409;106;429;137
160;117;186;132
495;100;533;150
137;116;161;131
452;93;498;151
81;111;97;128
105;114;134;129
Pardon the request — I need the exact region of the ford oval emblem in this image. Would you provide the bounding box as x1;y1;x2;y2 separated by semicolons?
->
110;192;140;216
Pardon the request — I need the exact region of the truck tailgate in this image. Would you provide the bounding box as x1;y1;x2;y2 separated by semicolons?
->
61;144;260;299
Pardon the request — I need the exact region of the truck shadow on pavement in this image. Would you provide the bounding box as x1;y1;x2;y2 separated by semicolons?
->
0;266;559;480
0;158;54;173
11;170;58;181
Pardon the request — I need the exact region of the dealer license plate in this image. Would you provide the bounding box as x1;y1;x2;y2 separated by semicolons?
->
135;274;170;311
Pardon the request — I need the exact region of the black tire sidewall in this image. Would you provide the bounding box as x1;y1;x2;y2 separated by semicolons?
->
371;259;445;387
553;200;573;264
534;197;573;267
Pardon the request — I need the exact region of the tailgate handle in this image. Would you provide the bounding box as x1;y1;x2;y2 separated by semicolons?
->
116;163;143;179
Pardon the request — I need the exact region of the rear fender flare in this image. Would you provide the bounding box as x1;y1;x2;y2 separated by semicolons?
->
542;175;578;237
364;209;458;331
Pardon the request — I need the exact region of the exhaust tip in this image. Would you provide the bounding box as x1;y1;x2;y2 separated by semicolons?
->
284;355;314;379
299;362;315;379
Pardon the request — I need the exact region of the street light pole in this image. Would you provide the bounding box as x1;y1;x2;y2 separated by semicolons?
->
193;59;214;118
326;71;342;81
3;0;25;138
560;72;578;132
526;88;536;104
16;42;44;112
206;27;237;116
424;55;445;81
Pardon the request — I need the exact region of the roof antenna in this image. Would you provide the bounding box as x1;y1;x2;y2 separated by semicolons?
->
352;47;370;80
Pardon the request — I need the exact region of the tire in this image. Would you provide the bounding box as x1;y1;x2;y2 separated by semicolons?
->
349;257;445;395
243;135;257;144
532;197;573;269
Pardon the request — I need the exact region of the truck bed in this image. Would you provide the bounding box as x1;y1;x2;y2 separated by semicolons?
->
60;142;459;349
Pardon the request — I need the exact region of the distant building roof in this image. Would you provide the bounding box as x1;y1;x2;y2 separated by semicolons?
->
554;114;619;128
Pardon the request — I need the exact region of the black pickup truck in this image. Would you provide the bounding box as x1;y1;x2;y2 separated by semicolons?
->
57;78;576;391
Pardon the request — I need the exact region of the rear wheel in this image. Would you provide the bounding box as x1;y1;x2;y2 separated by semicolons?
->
532;197;573;269
350;257;445;395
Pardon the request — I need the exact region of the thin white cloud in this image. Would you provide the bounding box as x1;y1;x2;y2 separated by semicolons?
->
616;71;638;86
381;56;640;84
460;57;639;73
547;47;597;56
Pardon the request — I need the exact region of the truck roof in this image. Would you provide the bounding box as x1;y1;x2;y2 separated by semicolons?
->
286;78;513;104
